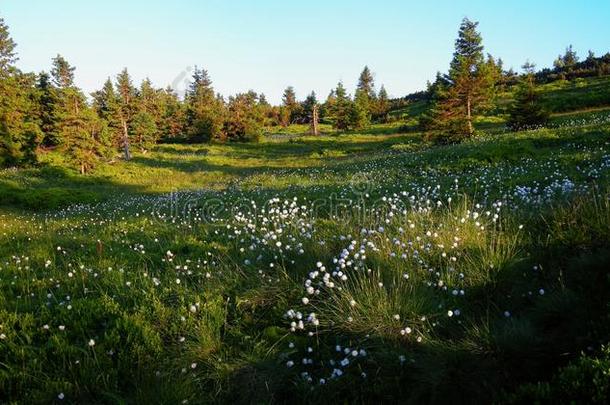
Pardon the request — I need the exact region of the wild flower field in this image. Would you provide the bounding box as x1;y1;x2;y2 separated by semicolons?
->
1;114;610;403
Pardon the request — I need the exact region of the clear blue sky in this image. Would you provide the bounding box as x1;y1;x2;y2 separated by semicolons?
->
2;0;609;103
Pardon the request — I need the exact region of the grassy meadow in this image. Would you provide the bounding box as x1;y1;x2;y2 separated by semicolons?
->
1;78;610;403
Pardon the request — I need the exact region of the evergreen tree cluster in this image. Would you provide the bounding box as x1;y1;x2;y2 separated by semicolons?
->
506;62;549;131
544;46;610;81
0;17;271;172
417;17;598;142
419;18;498;143
276;67;391;133
2;13;610;170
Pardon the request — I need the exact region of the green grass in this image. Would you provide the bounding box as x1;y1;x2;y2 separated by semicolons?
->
1;81;610;403
389;76;610;132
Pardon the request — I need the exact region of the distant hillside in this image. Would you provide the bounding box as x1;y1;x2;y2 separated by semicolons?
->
391;75;610;128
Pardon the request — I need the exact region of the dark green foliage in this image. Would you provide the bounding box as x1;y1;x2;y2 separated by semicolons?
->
331;81;355;131
114;68;136;159
507;345;610;404
554;45;579;74
357;66;375;98
507;62;550;131
301;91;317;120
373;84;390;123
353;88;371;129
50;54;75;88
131;111;158;151
0;40;42;167
423;18;496;142
158;87;186;140
54;85;111;174
35;72;58;146
185;67;226;142
280;86;307;125
0;17;17;76
0;19;42;166
224;91;264;142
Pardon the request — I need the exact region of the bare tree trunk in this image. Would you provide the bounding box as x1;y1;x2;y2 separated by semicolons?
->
310;104;320;136
122;118;131;160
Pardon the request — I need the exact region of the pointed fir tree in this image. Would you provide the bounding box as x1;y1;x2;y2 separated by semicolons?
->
185;66;225;141
62;107;111;174
52;63;111;173
35;71;58;146
374;84;390;123
352;88;371;129
50;54;75;88
0;17;17;77
357;66;376;99
302;91;317;120
303;91;319;135
357;65;377;118
280;86;298;126
115;68;136;159
506;61;549;131
131;110;157;151
158;87;185;140
0;20;42;166
424;18;495;141
331;82;354;131
224;92;264;142
321;89;337;121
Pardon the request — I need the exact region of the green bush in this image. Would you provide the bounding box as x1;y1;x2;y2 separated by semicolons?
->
507;345;610;403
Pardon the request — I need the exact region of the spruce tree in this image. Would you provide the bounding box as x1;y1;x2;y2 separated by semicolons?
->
352;88;371;129
0;17;17;77
302;91;317;120
224;92;263;142
321;89;336;121
374;85;390;123
185;66;225;142
35;72;58;146
53;63;110;174
60;106;111;174
562;45;579;69
158;87;185;140
91;78;118;120
0;20;42;166
303;91;319;135
91;78;123;151
426;18;495;141
281;86;298;126
357;66;376;119
131;111;157;151
136;78;163;144
357;66;376;99
115;68;136;159
507;62;549;131
51;55;75;88
331;82;354;131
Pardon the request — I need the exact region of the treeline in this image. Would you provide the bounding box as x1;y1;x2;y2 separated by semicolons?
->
2;14;609;172
0;15;281;172
277;67;392;131
539;46;610;82
0;16;396;172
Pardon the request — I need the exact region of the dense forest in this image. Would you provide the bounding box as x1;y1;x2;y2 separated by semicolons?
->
2;16;609;173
